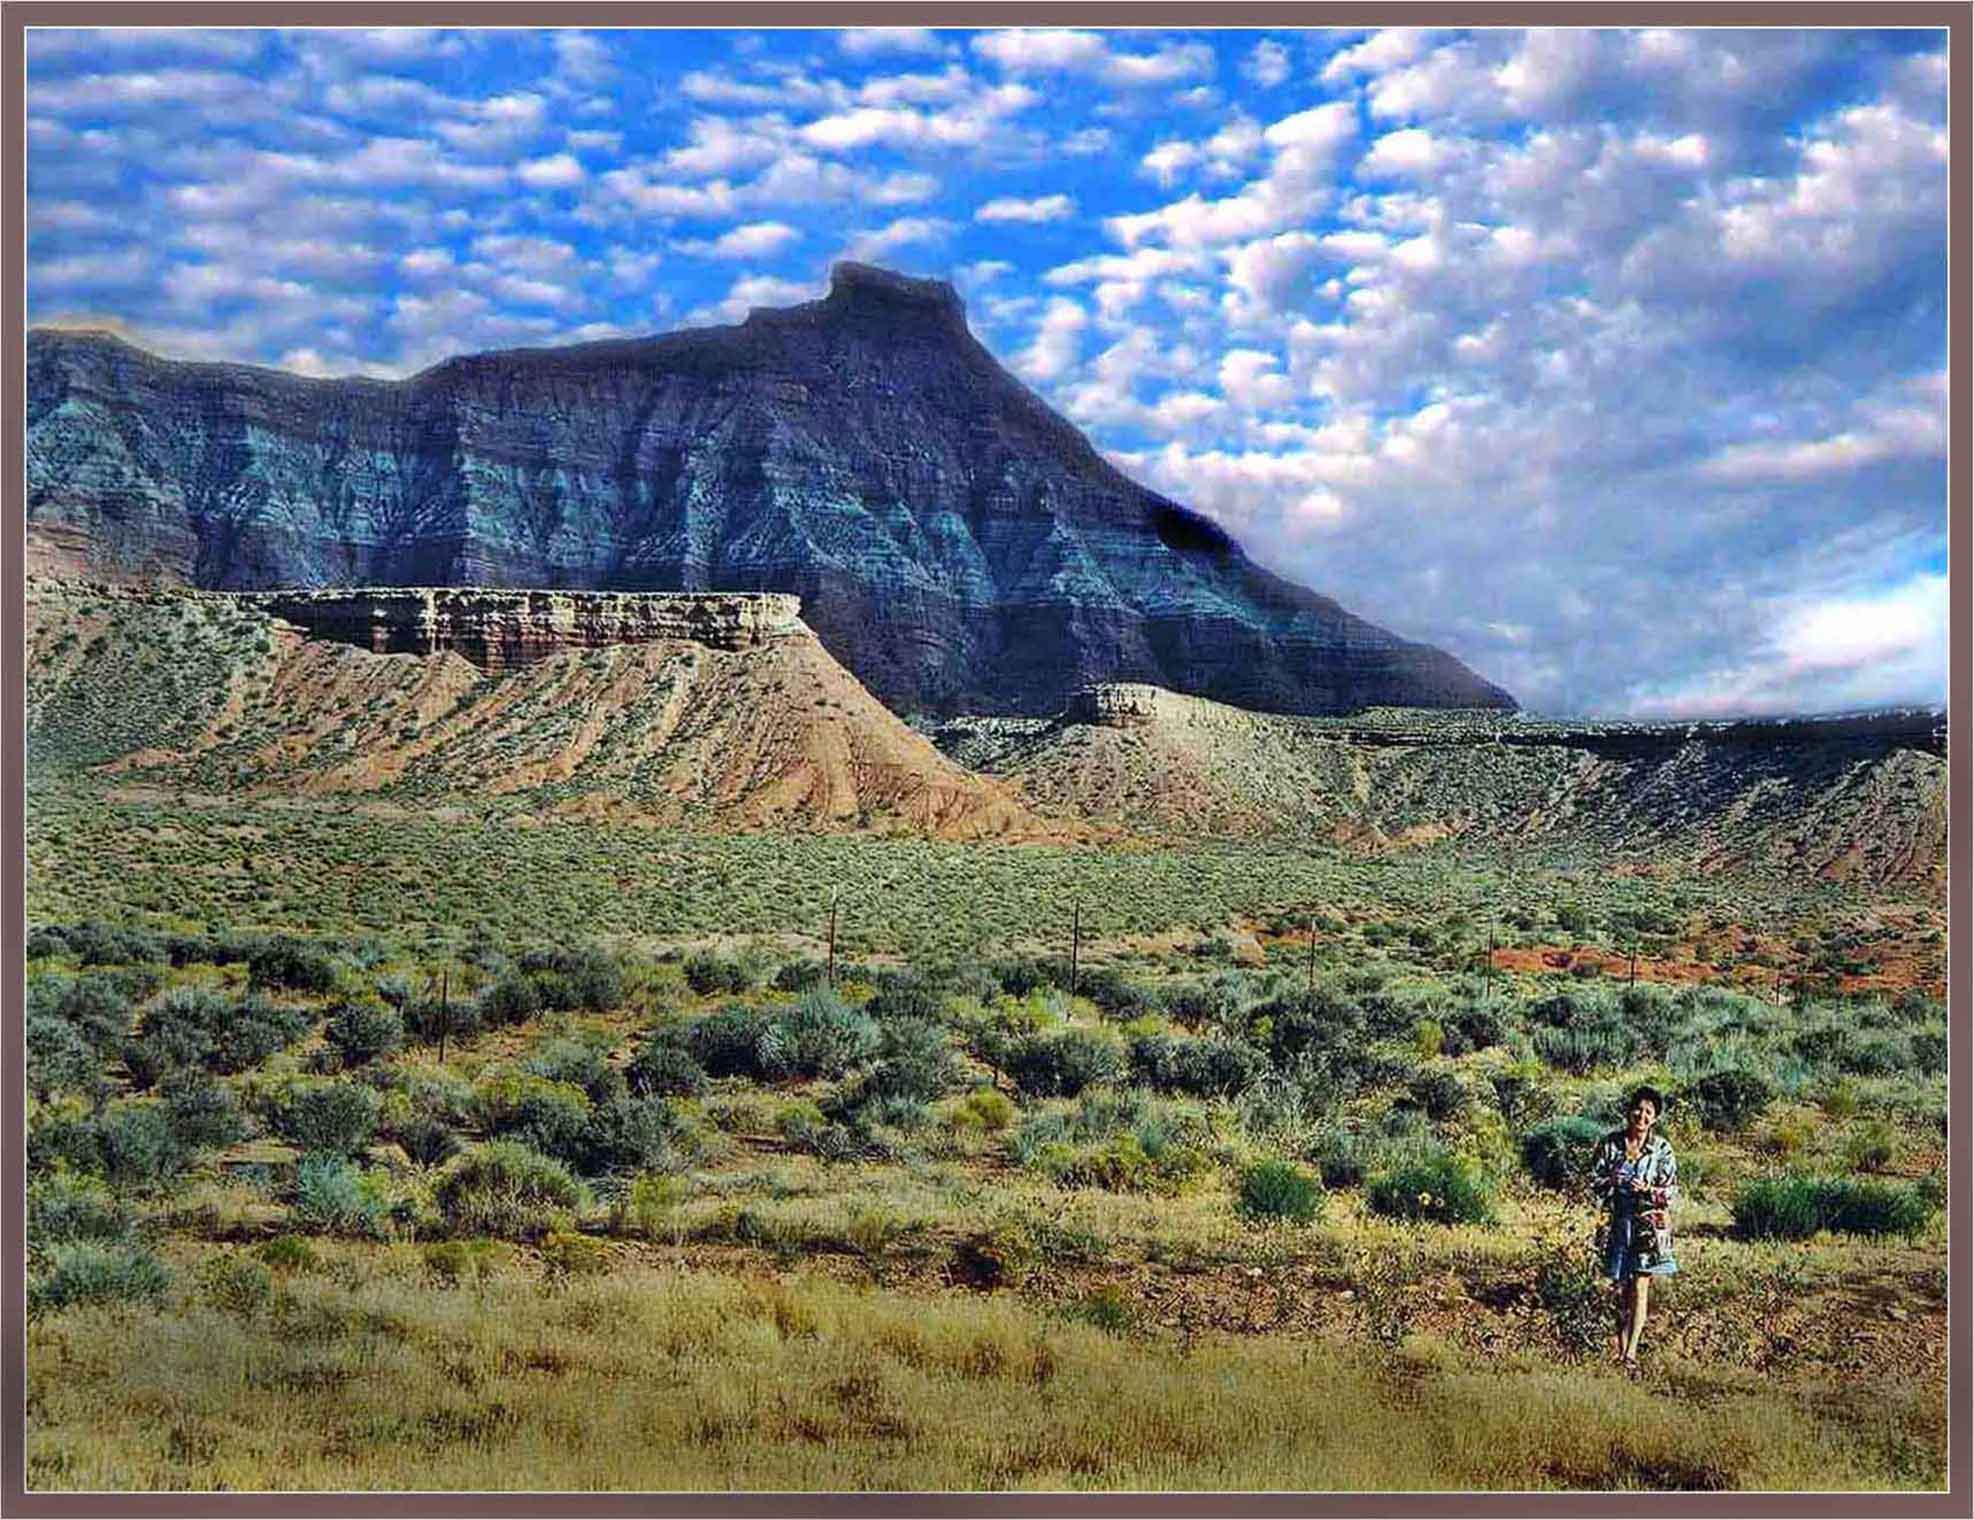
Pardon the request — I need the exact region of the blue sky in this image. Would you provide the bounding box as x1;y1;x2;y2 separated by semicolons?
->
26;25;1949;718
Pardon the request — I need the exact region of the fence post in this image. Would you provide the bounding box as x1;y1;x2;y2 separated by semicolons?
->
828;891;838;988
1070;903;1080;999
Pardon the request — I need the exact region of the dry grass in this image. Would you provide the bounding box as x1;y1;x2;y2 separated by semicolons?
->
26;1257;1942;1493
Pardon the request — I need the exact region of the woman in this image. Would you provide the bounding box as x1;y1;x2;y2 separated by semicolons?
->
1589;1084;1678;1370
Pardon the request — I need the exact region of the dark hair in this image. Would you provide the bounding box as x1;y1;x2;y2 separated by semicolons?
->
1627;1084;1667;1116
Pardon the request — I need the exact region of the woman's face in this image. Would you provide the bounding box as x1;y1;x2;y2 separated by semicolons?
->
1628;1097;1659;1135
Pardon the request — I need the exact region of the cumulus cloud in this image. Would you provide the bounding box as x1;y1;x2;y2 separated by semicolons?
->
839;28;944;57
674;221;802;260
975;193;1075;223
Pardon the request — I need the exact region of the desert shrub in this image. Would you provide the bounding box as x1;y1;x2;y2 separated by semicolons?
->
1521;1115;1606;1189
518;945;624;1012
434;1142;589;1240
254;1235;321;1272
681;1003;772;1079
159;1070;250;1151
682;953;756;996
46;919;165;969
1254;988;1366;1072
1444;1001;1509;1055
422;1238;506;1288
126;987;308;1084
291;1156;389;1238
28;1243;171;1315
988;957;1068;999
1843;1121;1899;1174
1490;1062;1554;1126
951;1087;1016;1132
1533;1023;1642;1076
1366;1147;1495;1225
759;989;881;1081
1685;1067;1774;1132
523;1038;627;1105
26;1176;126;1251
196;1253;275;1319
1236;1159;1325;1224
26;1014;101;1101
1308;1129;1368;1189
27;1103;104;1179
1412;1019;1445;1059
404;993;482;1046
44;975;134;1053
95;1103;189;1192
627;1039;709;1099
248;937;339;994
852;1018;960;1104
1910;1028;1948;1077
276;1080;382;1157
490;1086;593;1170
479;975;543;1029
983;1027;1126;1099
1732;1176;1935;1240
323;1000;405;1069
1129;1034;1263;1097
865;975;945;1025
1409;1069;1470;1123
772;959;828;993
395;1115;462;1167
577;1096;689;1175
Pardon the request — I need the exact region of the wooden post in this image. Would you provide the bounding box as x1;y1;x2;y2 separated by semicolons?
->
1070;903;1080;999
1306;914;1317;995
827;891;838;988
1629;941;1638;987
437;966;450;1065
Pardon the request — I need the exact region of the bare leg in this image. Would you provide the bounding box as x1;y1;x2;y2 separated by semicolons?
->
1624;1276;1652;1362
1613;1279;1631;1361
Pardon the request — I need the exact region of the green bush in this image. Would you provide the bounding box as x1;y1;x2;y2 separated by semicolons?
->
1732;1176;1935;1240
291;1155;390;1237
984;1027;1127;1098
681;1004;772;1079
1129;1034;1264;1098
1308;1130;1367;1189
248;937;340;994
628;1039;709;1098
577;1096;690;1175
159;1070;250;1151
28;1242;171;1315
95;1103;189;1192
27;1176;126;1252
254;1235;321;1272
1685;1067;1774;1132
1409;1069;1470;1122
682;953;757;996
1236;1159;1326;1224
433;1142;589;1240
479;975;543;1029
854;1018;960;1104
1366;1148;1495;1225
523;1039;627;1105
26;1013;101;1100
394;1115;462;1168
1520;1115;1606;1189
518;945;624;1012
952;1087;1015;1132
276;1081;382;1157
759;989;881;1081
323;1000;405;1069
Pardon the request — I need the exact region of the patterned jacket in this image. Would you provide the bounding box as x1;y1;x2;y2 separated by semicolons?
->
1589;1129;1678;1226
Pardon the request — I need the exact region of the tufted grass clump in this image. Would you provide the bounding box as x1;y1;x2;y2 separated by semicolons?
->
27;1241;171;1315
433;1142;590;1240
1731;1176;1936;1241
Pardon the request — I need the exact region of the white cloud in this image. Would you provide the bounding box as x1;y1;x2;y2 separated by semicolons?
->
838;28;943;57
682;272;826;327
844;216;956;262
1245;39;1292;89
675;221;802;260
975;193;1075;223
516;153;586;189
1015;297;1088;382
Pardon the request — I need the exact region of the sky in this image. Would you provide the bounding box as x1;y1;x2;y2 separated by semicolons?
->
25;25;1950;719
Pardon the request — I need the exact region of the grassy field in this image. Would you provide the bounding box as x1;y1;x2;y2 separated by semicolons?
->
22;772;1949;1492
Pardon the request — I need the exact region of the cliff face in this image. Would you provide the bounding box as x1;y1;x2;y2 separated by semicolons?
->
26;262;1515;718
233;587;802;671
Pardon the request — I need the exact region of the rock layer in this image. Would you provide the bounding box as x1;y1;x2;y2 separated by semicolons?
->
27;262;1515;717
231;587;803;671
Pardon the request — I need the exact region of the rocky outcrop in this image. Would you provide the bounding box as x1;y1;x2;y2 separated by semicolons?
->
26;262;1516;717
232;587;802;670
